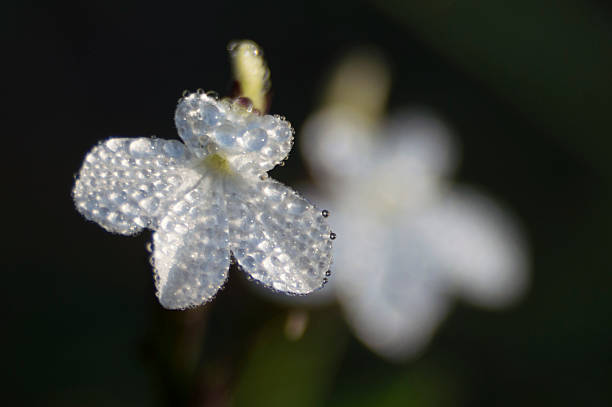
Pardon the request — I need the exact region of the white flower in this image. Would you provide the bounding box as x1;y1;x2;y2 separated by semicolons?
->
73;92;334;309
301;90;529;359
294;49;529;360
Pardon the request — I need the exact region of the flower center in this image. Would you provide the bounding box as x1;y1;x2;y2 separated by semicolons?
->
201;152;233;175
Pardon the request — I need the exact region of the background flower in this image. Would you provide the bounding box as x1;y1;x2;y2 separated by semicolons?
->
297;50;529;359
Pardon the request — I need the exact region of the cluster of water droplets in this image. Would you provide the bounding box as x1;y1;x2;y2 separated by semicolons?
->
72;137;193;235
150;176;232;309
223;179;334;294
175;91;294;178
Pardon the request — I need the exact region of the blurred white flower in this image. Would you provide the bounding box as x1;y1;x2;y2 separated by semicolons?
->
72;42;333;310
298;50;529;360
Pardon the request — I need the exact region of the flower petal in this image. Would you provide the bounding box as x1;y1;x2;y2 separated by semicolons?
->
225;178;333;294
152;176;230;309
342;287;449;360
73;137;192;235
333;211;450;360
175;93;293;177
382;110;457;177
414;188;529;308
301;108;375;180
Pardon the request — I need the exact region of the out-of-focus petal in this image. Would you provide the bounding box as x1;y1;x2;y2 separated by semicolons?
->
301;107;375;180
334;213;451;360
383;109;458;178
414;187;529;308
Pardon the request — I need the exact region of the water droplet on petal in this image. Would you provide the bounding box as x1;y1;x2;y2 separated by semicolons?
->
206;143;219;154
129;139;156;158
213;123;238;149
200;103;221;127
242;128;268;151
162;140;186;159
234;96;254;112
139;196;160;212
206;90;220;100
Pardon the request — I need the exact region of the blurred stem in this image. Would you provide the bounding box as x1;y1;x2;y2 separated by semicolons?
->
145;306;232;407
143;266;257;406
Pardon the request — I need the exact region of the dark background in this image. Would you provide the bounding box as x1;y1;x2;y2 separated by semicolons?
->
4;0;612;405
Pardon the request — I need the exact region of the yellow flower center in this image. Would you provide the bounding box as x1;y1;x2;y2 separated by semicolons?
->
201;153;233;175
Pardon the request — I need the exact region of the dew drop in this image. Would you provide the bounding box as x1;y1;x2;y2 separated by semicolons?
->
234;96;254;111
227;40;239;52
146;242;153;253
286;197;308;215
212;123;238;148
321;209;329;218
206;90;220;100
325;270;331;277
139;196;160;212
129;138;157;158
242;128;268;151
197;88;205;95
182;90;190;97
329;232;336;240
162;140;186;159
322;278;329;285
200;103;221;127
206;143;219;154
